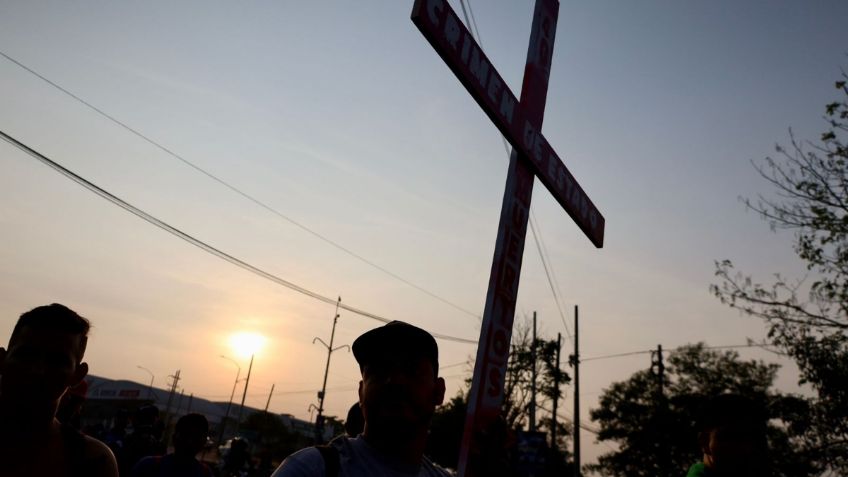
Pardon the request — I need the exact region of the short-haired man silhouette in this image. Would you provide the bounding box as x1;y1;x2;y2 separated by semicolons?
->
0;303;119;477
131;412;213;477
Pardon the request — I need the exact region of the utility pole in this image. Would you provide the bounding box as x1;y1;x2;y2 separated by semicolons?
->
551;332;562;452
572;305;580;477
651;344;664;399
651;344;666;476
164;370;181;418
217;355;241;445
264;384;275;413
530;311;537;433
235;353;255;436
163;372;181;449
176;389;185;414
253;383;276;459
313;297;349;444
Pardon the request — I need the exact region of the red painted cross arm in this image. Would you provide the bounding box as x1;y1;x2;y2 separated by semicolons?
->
411;0;605;247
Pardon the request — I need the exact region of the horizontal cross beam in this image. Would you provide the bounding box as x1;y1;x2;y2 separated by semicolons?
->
412;0;605;247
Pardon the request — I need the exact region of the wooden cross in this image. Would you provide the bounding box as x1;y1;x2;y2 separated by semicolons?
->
411;0;605;475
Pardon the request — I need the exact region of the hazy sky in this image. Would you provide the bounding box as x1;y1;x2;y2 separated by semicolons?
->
1;0;847;469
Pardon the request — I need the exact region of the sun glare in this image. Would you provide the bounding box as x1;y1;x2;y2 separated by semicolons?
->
229;331;267;359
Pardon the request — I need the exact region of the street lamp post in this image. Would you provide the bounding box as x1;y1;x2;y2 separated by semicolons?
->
217;355;241;445
136;365;155;401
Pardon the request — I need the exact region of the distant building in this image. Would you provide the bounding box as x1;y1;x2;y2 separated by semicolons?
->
80;375;339;445
81;375;263;441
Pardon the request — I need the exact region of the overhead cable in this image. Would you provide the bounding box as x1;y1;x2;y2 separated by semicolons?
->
529;211;572;339
0;130;477;345
0;50;481;321
581;343;781;362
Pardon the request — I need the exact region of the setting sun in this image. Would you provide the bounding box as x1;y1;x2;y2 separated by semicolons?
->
228;331;267;359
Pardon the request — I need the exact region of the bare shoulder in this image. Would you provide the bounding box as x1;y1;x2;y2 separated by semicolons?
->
82;434;119;477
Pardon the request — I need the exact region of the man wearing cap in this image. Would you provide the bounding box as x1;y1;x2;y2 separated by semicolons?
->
272;321;451;477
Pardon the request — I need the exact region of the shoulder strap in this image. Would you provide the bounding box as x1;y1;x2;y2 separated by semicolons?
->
316;445;340;477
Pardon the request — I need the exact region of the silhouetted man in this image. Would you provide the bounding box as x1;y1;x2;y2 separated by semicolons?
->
272;320;450;476
131;413;213;477
0;303;119;477
122;404;166;473
686;394;769;477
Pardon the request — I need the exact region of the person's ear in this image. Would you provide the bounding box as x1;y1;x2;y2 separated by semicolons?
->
72;362;89;386
433;377;446;406
358;380;364;403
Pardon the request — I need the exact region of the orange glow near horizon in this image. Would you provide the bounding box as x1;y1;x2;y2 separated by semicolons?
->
228;331;267;359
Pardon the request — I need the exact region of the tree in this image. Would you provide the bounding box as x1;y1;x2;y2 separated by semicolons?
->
241;411;298;463
589;344;817;477
426;319;572;471
500;322;570;435
426;393;467;470
712;72;848;474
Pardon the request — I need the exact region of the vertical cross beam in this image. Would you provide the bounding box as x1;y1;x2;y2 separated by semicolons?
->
412;0;605;474
457;1;559;475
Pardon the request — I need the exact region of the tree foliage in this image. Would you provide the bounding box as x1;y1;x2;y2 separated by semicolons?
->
241;411;298;461
426;320;571;471
588;344;817;477
712;72;848;474
426;393;467;470
501;321;571;434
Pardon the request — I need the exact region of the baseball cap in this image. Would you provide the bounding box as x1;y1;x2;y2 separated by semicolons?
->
352;321;439;373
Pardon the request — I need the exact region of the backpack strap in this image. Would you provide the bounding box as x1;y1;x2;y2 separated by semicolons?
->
316;445;340;477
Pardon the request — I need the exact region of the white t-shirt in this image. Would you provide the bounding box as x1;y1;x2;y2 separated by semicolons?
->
271;436;453;477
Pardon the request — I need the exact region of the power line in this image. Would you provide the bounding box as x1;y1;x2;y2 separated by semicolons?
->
202;385;358;401
440;360;472;371
458;0;474;40
528;211;572;340
442;373;470;380
581;349;651;362
530;209;572;338
0;130;477;345
0;50;481;321
581;343;780;363
537;402;602;436
465;0;483;43
459;0;484;44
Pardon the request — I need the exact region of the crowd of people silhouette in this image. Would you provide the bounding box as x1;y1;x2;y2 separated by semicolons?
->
0;303;769;477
